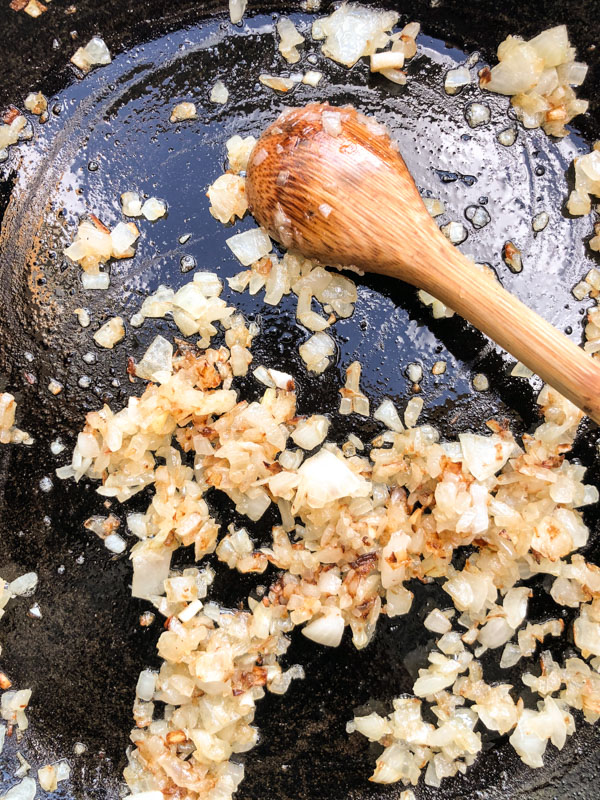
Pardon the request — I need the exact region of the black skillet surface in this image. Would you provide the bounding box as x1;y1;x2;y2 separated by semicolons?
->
1;1;600;798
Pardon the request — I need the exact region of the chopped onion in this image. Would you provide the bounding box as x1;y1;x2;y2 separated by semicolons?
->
277;17;305;64
259;75;296;92
444;66;470;94
423;197;445;217
293;448;371;511
228;0;247;23
302;70;323;86
210;81;229;104
71;37;112;73
291;415;330;449
465;102;491;127
9;573;37;597
135;336;173;382
3;778;36;800
374;398;403;432
141;197;167;221
81;272;110;290
441;221;468;244
170;102;197;122
302;611;345;647
226;228;272;266
120;191;143;217
312;4;399;68
497;127;517;146
93;317;125;349
404;397;423;428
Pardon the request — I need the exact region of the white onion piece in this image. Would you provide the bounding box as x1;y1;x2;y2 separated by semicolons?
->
170;102;197;122
9;573;37;597
136;669;157;701
302;611;344;647
302;70;323;86
105;533;126;554
404;397;423;428
444;66;470;94
226;228;272;266
131;546;172;599
441;221;468;244
120;191;143;217
228;0;247;23
142;197;167;221
291;415;330;450
71;37;112;73
259;75;296;92
135;336;173;383
473;373;490;391
38;766;58;792
81;272;110;290
373;398;403;432
312;4;399;68
110;222;139;257
465;102;491;127
459;433;515;481
277;17;305;64
210;81;229;104
293;448;371;511
3;778;36;800
424;608;452;634
93;317;125;349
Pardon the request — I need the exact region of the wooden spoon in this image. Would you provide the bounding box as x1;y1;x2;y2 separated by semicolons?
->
246;102;600;424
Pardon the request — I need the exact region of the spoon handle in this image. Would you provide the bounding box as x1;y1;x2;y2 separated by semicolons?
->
418;244;600;424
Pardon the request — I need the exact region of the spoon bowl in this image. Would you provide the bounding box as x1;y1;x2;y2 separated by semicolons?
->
246;103;600;424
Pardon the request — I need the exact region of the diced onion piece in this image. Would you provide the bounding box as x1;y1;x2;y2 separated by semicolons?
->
441;221;468;244
404;397;423;428
497;127;517;146
136;336;173;382
291;415;330;450
226;228;272;266
226;134;257;173
23;92;47;115
277;17;305;64
312;4;399;68
294;448;371;511
444;66;470;94
229;0;247;23
259;75;296;92
374;398;403;432
82;272;110;290
299;332;335;373
141;197;167;221
423;197;445;217
71;37;112;73
93;317;125;349
371;51;405;72
110;222;139;258
465;102;491;127
120;191;143;217
302;611;344;647
9;573;38;597
210;81;229;104
170;102;197;122
302;71;323;86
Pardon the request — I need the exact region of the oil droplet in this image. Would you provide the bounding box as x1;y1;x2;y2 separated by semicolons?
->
535;166;545;176
88;160;99;172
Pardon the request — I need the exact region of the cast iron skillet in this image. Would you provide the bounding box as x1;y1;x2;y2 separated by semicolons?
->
1;1;600;798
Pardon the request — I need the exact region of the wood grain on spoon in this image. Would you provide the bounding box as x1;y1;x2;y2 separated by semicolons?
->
246;102;600;425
